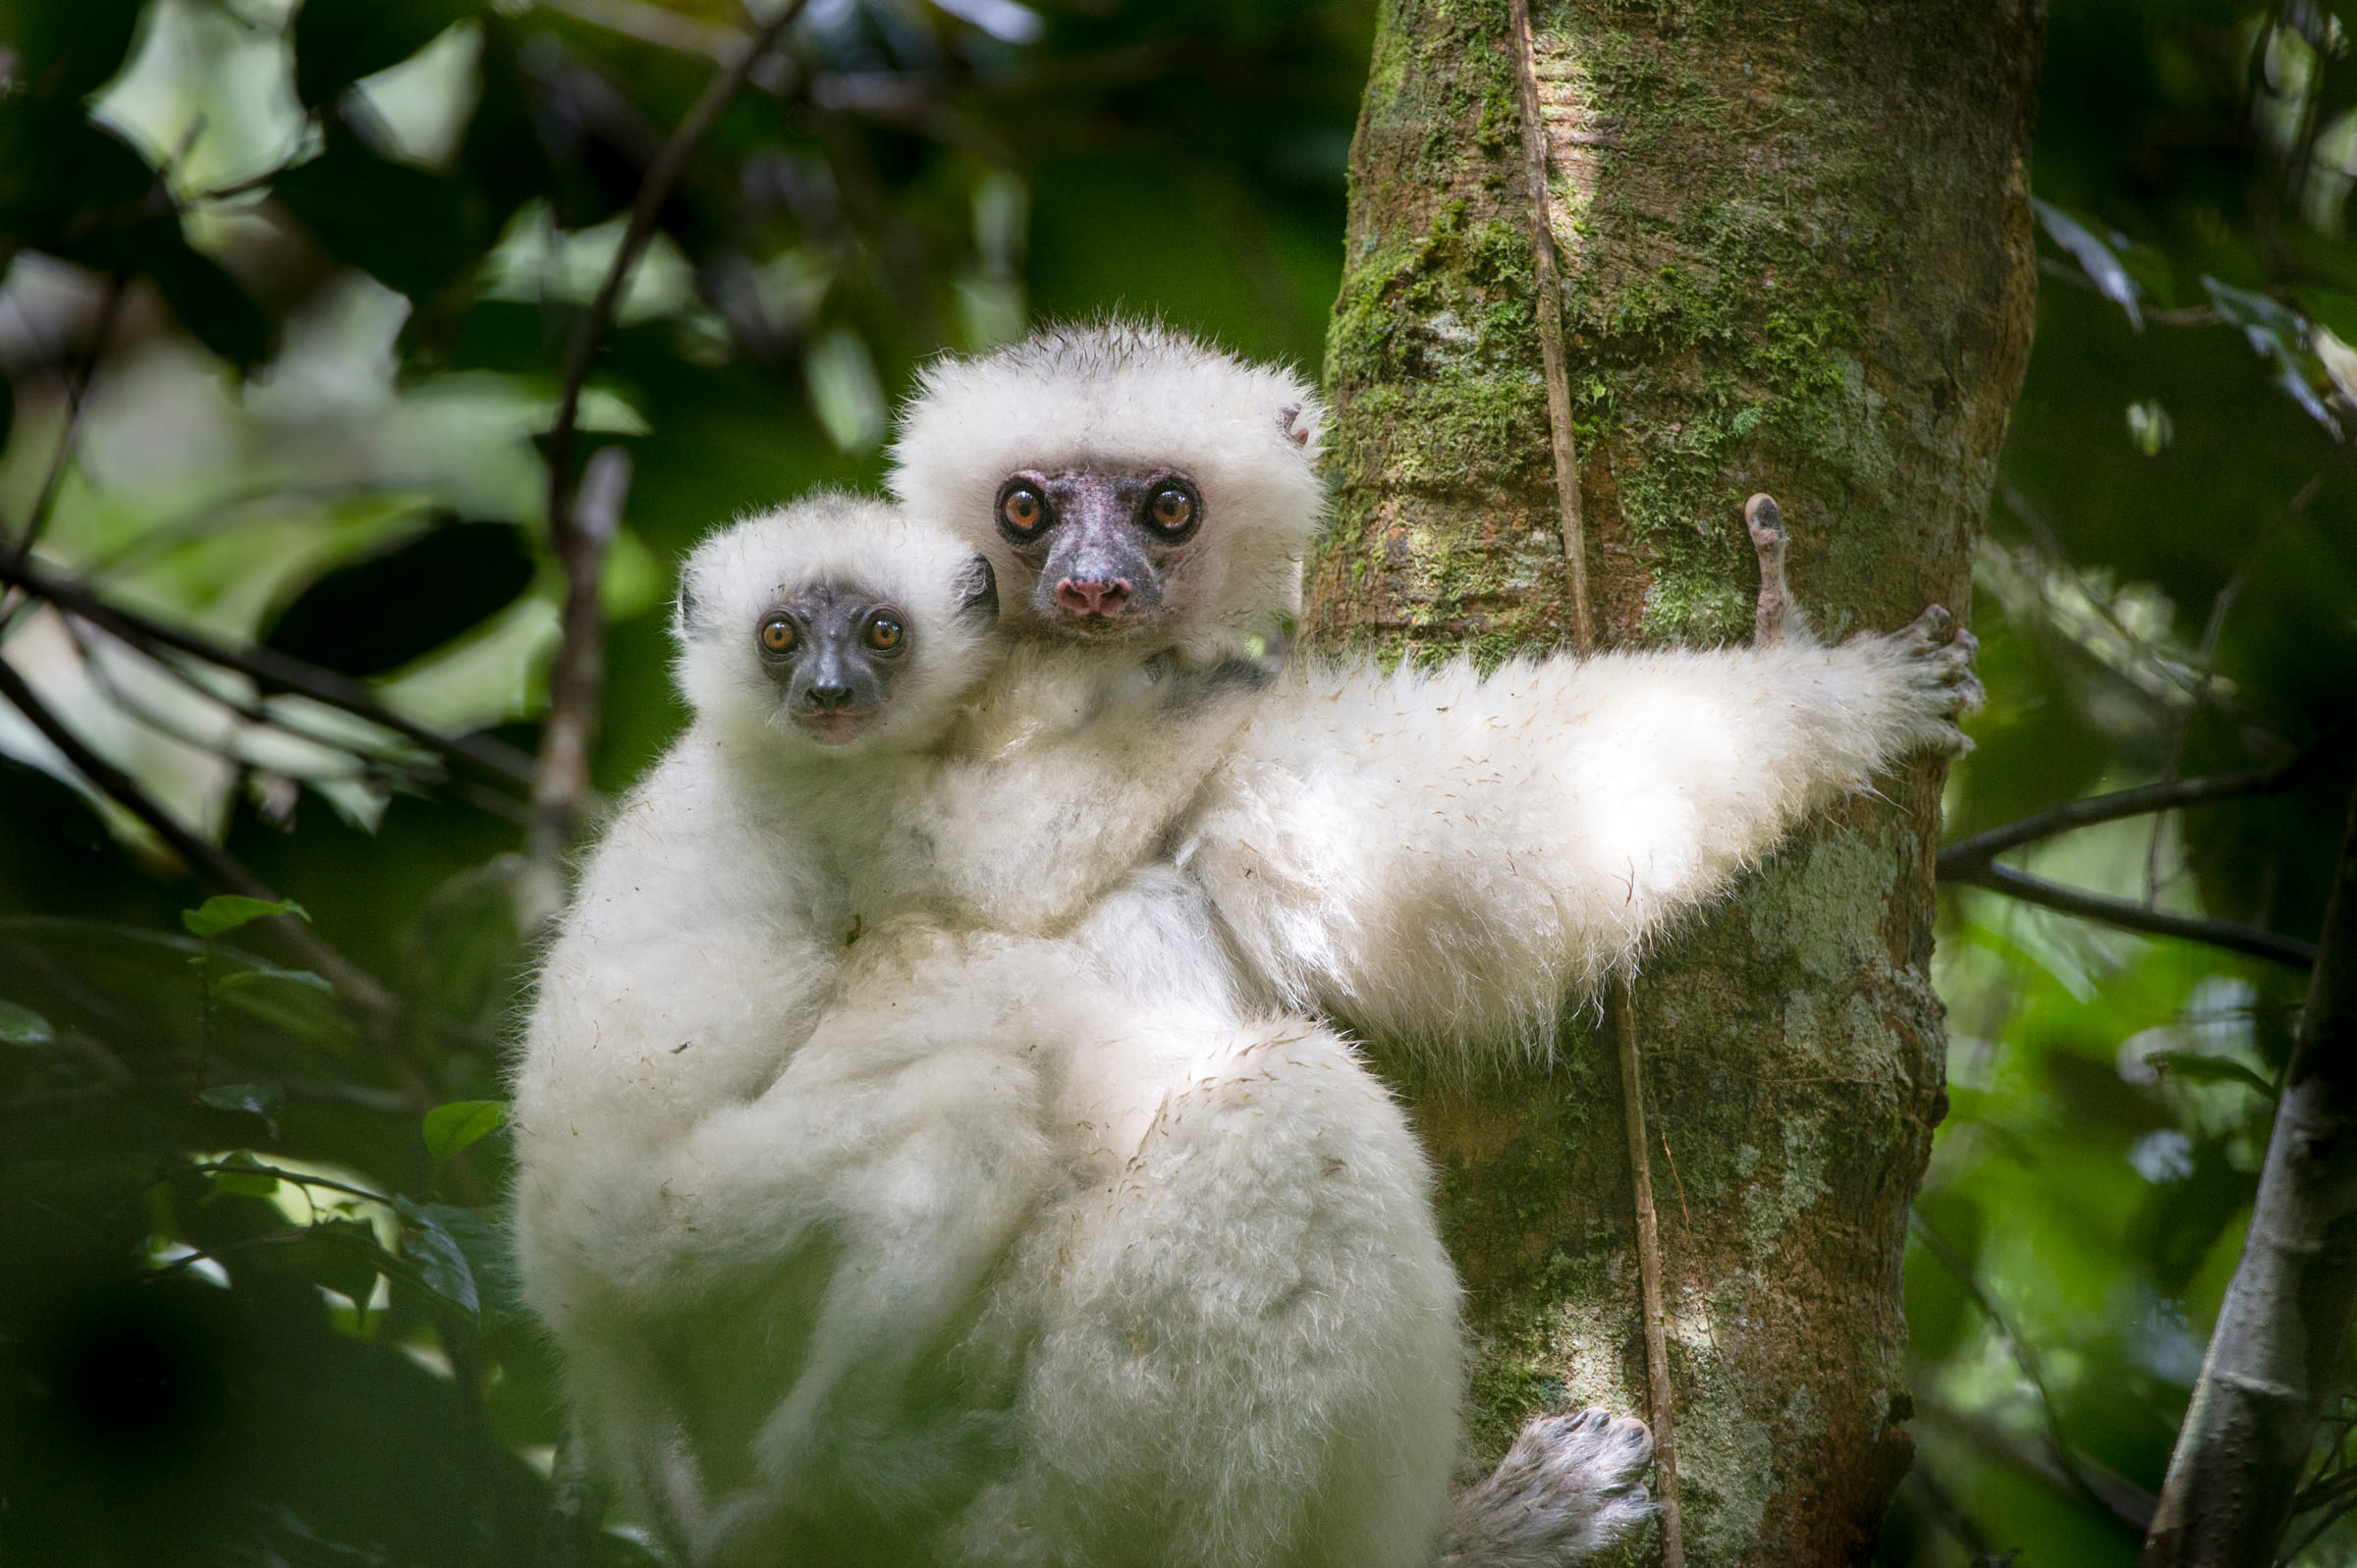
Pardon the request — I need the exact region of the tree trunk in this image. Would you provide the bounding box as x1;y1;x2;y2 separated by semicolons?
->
1314;4;2044;1563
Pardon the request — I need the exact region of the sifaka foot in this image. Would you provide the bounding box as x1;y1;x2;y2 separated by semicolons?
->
1892;602;1985;756
1440;1408;1657;1567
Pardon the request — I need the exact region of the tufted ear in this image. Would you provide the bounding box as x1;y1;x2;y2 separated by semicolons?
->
674;572;702;635
955;554;999;620
1276;403;1310;448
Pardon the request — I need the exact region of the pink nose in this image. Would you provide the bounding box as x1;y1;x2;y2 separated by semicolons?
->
1055;577;1129;616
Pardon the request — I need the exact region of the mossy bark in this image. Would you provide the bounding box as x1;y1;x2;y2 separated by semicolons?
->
1316;3;2043;1562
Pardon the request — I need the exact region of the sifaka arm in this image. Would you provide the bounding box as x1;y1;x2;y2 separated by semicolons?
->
1179;600;1978;1053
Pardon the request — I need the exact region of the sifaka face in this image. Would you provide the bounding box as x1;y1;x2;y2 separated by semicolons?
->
750;582;913;746
992;465;1203;638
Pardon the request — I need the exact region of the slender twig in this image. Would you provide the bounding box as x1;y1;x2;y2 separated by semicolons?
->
1509;14;1675;1552
1507;0;1592;658
534;0;807;872
1951;862;2317;968
1910;1214;2136;1524
0;552;536;790
55;612;436;797
1998;483;2275;736
6;274;128;573
538;0;742;61
0;654;396;1016
1937;736;2340;877
1614;981;1681;1551
527;445;631;887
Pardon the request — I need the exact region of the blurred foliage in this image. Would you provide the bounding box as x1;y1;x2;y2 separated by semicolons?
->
1891;2;2357;1562
0;0;2351;1563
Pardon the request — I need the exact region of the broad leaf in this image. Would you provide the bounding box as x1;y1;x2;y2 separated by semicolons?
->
0;999;53;1047
198;1082;288;1132
396;1196;480;1318
184;896;310;938
279;1216;393;1308
294;0;483;110
216;965;334;994
273;129;485;301
206;1150;283;1200
423;1100;508;1163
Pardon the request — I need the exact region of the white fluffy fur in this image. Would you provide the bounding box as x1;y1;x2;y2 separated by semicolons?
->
1181;612;1977;1052
516;495;1469;1566
891;319;1325;662
1441;1412;1656;1568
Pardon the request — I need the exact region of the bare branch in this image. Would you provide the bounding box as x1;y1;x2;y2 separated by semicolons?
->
2142;782;2357;1566
533;0;810;872
1936;739;2338;877
6;274;127;572
537;0;742;61
1949;862;2318;969
0;552;536;791
0;653;395;1016
527;444;631;880
1911;1214;2151;1528
542;0;810;546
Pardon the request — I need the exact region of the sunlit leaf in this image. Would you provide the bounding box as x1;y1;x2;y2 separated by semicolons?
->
2202;276;2340;436
292;0;483;110
207;1150;283;1199
0;999;54;1047
423;1099;507;1163
2033;198;2144;332
184;896;310;938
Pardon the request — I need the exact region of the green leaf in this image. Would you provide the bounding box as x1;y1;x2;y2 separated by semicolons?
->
395;1196;479;1318
0;999;53;1047
412;1202;518;1320
272;127;483;301
2149;1052;2277;1098
293;0;482;109
141;242;274;369
183;895;309;938
198;1082;287;1131
278;1216;391;1308
422;1100;507;1163
215;964;334;994
0;0;145;103
206;1150;283;1200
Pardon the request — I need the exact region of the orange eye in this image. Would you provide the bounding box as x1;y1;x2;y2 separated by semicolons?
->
1150;489;1192;530
759;618;795;654
865;614;904;651
1002;488;1045;532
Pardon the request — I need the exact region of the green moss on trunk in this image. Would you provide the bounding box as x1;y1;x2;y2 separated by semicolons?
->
1316;1;2043;1560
